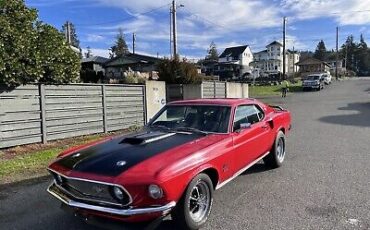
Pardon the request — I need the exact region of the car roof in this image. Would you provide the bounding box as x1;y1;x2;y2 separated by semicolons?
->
168;98;259;106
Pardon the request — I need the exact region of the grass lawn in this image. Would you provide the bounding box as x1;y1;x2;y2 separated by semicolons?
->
249;81;302;97
0;130;131;185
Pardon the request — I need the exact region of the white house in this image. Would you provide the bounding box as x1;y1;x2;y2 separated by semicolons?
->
251;41;300;76
219;45;253;66
217;45;254;79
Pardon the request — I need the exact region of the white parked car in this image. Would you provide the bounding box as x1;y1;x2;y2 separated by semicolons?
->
322;73;332;85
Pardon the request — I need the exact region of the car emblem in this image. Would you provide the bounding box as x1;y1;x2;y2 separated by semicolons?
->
92;185;104;194
72;153;81;158
116;161;127;167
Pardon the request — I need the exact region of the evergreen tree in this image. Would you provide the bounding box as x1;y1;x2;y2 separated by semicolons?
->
205;41;219;61
313;40;327;61
110;28;129;58
341;35;357;72
62;21;80;49
356;34;370;74
85;46;93;58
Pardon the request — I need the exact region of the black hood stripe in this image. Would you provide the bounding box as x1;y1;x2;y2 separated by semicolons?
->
56;130;202;176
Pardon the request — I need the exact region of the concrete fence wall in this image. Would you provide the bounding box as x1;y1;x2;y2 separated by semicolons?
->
167;81;249;102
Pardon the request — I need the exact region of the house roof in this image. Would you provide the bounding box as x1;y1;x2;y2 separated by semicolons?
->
296;57;331;67
82;56;109;64
219;45;249;59
254;50;268;54
267;41;282;47
104;53;162;67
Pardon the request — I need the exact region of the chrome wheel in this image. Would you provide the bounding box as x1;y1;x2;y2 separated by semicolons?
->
276;137;285;162
188;180;211;223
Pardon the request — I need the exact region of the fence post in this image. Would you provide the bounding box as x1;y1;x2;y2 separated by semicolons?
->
213;81;216;98
224;82;227;98
101;85;108;133
39;84;47;144
143;85;147;125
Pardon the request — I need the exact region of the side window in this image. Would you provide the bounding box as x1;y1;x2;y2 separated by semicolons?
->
233;105;264;131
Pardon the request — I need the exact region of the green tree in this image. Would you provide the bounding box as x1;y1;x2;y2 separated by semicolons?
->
205;41;219;61
61;21;80;49
157;57;201;84
0;0;42;86
0;0;81;87
341;35;358;72
85;46;93;58
110;28;129;58
356;34;370;74
313;40;327;61
37;24;81;83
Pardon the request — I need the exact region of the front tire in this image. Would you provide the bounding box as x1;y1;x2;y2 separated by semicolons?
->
172;174;214;230
263;131;286;168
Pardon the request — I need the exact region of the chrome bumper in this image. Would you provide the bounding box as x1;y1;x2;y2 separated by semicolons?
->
47;183;176;216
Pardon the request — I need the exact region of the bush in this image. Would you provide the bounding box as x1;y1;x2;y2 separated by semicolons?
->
157;57;202;84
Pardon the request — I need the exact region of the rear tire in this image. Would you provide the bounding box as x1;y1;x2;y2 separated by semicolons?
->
172;174;214;230
263;131;286;168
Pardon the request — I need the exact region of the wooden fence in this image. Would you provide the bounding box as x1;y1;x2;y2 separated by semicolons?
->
0;84;146;148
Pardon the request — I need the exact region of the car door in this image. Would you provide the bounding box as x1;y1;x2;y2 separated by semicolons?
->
231;104;271;172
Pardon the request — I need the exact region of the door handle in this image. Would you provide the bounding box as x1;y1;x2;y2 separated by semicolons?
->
262;125;269;129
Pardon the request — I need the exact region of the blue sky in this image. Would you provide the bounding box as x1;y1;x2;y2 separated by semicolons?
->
26;0;370;59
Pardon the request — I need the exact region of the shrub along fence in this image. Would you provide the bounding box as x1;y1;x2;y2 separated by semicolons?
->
0;84;146;149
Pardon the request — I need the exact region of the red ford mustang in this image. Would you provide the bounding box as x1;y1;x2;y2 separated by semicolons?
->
47;98;291;230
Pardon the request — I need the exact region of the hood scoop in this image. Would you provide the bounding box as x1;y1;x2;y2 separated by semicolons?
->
120;131;176;145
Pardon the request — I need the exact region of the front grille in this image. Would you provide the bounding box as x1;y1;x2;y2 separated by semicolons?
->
50;171;131;207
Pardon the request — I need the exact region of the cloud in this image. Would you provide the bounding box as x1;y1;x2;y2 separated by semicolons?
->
82;48;110;58
281;0;370;25
95;0;282;30
86;34;105;42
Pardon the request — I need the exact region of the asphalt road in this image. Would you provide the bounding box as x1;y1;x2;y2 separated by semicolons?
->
1;78;370;230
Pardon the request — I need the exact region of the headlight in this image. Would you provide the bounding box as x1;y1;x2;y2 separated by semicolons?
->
112;186;124;200
148;184;163;199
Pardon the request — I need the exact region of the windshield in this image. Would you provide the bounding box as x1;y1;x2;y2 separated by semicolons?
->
149;105;231;133
307;75;320;80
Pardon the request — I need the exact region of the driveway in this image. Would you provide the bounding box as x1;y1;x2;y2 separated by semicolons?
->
1;78;370;230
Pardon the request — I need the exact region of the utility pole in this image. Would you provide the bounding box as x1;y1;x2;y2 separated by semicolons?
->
345;42;348;76
282;17;287;79
172;0;177;58
169;8;172;59
65;21;71;44
132;33;136;54
336;26;339;80
292;46;295;76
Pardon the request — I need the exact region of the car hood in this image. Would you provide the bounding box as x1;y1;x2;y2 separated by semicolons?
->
50;128;222;178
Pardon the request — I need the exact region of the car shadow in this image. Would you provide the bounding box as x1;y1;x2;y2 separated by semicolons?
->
319;102;370;127
241;162;274;175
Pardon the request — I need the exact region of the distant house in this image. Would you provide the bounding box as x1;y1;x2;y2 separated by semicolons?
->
251;41;300;76
81;56;109;74
104;53;162;82
215;45;254;80
325;58;346;73
296;57;331;76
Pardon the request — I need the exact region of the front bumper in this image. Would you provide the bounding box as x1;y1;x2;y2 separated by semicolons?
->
47;182;176;216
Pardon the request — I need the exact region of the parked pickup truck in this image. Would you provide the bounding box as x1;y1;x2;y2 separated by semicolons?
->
302;74;325;91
